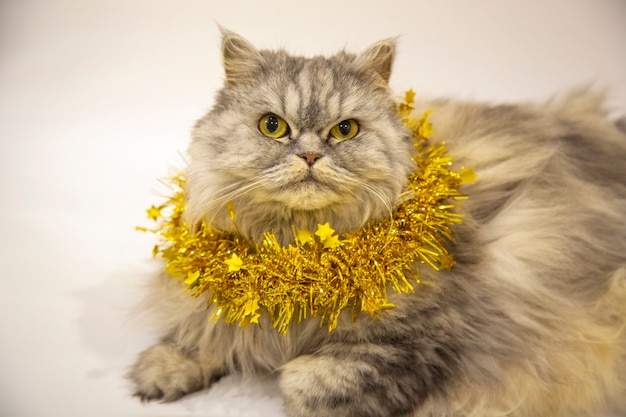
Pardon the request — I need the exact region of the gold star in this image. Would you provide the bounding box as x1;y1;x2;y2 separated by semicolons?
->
184;271;200;286
460;167;478;184
224;253;243;272
322;234;341;249
404;89;416;104
242;298;261;325
296;227;315;245
248;312;261;325
315;222;336;242
440;254;456;271
147;205;161;220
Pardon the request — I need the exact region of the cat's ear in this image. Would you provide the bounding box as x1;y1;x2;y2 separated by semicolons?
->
220;28;263;85
354;38;396;83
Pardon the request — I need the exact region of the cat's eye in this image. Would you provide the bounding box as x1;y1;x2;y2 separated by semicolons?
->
259;114;290;139
329;119;359;141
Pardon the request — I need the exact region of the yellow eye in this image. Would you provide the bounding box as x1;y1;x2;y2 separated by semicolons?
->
329;119;359;141
259;114;290;139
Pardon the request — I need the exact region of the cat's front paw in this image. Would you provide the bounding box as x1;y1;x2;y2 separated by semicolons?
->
280;349;429;417
129;343;205;402
280;354;371;417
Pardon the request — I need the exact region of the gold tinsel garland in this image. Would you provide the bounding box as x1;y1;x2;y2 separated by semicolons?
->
138;90;475;334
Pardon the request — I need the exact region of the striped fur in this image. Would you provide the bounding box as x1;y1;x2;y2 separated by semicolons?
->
129;31;626;417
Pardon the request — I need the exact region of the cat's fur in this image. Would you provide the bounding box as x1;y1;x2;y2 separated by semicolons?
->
129;30;626;417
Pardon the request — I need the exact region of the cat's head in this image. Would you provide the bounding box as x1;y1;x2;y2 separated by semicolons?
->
186;30;415;244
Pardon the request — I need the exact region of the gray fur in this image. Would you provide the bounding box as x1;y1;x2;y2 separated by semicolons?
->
129;31;626;417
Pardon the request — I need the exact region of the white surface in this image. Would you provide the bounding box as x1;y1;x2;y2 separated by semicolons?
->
1;1;625;416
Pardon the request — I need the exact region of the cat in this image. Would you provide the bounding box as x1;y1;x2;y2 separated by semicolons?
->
129;29;626;417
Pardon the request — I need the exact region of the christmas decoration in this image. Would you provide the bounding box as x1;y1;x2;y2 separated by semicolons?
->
138;90;473;334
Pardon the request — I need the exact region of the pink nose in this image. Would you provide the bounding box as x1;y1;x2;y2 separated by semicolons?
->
299;153;323;165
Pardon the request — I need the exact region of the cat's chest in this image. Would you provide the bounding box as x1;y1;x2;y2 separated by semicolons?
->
221;316;329;371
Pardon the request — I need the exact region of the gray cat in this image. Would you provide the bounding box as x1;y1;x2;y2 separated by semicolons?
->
129;30;626;417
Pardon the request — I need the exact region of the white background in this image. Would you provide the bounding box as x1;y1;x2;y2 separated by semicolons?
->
1;1;625;416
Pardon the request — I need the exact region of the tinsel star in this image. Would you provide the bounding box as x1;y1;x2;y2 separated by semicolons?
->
224;254;243;272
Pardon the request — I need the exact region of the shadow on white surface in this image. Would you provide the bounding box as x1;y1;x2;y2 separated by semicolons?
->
74;263;286;417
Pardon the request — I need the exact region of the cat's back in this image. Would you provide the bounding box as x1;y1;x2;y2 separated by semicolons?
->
418;90;626;295
417;90;626;189
416;90;626;237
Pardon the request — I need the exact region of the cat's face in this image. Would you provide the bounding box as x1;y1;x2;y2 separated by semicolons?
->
186;31;415;243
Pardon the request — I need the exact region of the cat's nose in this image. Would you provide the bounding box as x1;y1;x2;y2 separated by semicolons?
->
299;153;323;165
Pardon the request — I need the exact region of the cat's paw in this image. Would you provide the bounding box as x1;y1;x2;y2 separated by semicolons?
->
129;343;205;402
281;351;424;417
280;355;364;417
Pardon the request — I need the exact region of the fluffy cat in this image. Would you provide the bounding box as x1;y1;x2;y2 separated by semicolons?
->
129;29;626;417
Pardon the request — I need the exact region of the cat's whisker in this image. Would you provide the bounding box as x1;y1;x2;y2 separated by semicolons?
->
202;178;273;226
205;179;263;207
361;183;395;218
338;177;395;221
